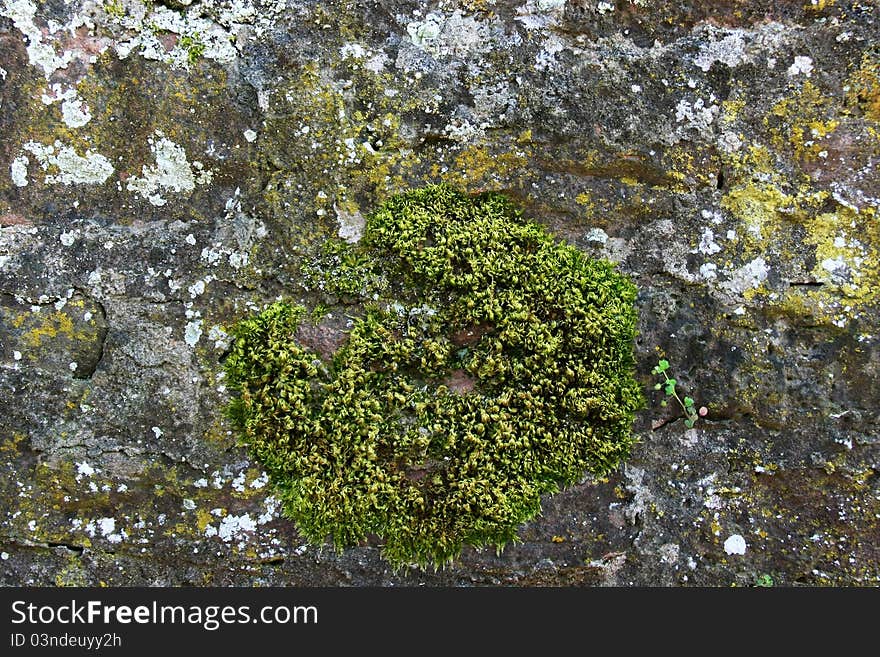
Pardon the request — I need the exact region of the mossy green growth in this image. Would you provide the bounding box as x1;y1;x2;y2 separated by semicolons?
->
223;184;643;569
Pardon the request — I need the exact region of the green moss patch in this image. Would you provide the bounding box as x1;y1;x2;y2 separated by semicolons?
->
224;184;642;569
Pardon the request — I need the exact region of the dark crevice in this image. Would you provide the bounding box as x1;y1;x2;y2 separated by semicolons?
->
72;287;109;380
788;280;825;288
418;131;457;147
256;555;285;565
47;542;85;554
0;291;62;306
651;415;680;431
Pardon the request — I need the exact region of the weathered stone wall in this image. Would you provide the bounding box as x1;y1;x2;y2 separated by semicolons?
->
1;0;877;586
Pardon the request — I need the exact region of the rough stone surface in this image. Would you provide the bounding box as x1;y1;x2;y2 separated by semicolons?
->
1;0;878;586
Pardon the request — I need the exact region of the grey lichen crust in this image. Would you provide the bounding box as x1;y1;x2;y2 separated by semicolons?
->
225;185;642;569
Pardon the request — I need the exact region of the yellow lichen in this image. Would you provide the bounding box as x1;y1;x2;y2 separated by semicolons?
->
768;82;840;162
807;206;879;307
847;52;880;122
721;181;797;243
0;432;27;453
804;0;836;11
516;129;533;144
195;508;214;533
20;311;77;348
575;191;592;206
441;144;530;190
720;99;746;126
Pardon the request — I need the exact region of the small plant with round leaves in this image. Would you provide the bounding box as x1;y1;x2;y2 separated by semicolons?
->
754;573;775;587
651;359;706;428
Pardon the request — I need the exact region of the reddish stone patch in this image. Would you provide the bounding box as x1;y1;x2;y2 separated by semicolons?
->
404;465;429;482
295;317;349;360
0;213;29;226
801;128;880;202
450;323;492;347
61;26;110;57
157;33;179;53
444;369;476;394
49;30;113;86
401;458;444;483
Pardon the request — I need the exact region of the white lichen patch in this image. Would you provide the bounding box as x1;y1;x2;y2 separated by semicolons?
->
623;466;653;525
112;3;238;67
84;516;126;544
697;227;722;255
534;33;565;71
585;227;609;245
22;141;114;185
200;244;250;270
721;257;769;295
658;543;680;564
405;10;509;60
340;42;367;60
694;31;750;72
787;56;814;77
1;0;74;78
821;255;852;286
340;41;388;73
207;325;230;351
717;131;744;154
723;534;747;555
699;263;718;280
335;204;365;243
10;155;29;187
811;229;867;294
407;15;443;51
228;251;249;269
187;279;207;298
61;95;92;128
537;0;566;10
231;471;248;493
256;494;279;525
515;0;567;30
209;513;257;543
184;318;203;347
126;131;213;206
40;83;93;128
674;98;719;136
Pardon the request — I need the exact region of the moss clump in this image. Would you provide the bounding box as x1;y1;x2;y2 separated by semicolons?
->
224;184;642;569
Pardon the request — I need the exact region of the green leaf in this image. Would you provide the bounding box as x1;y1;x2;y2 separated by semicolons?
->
660;400;667;407
657;359;670;372
684;396;694;407
684;419;695;428
664;384;676;395
654;383;662;390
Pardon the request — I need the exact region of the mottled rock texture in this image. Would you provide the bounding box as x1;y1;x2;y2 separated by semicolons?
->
1;0;878;586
